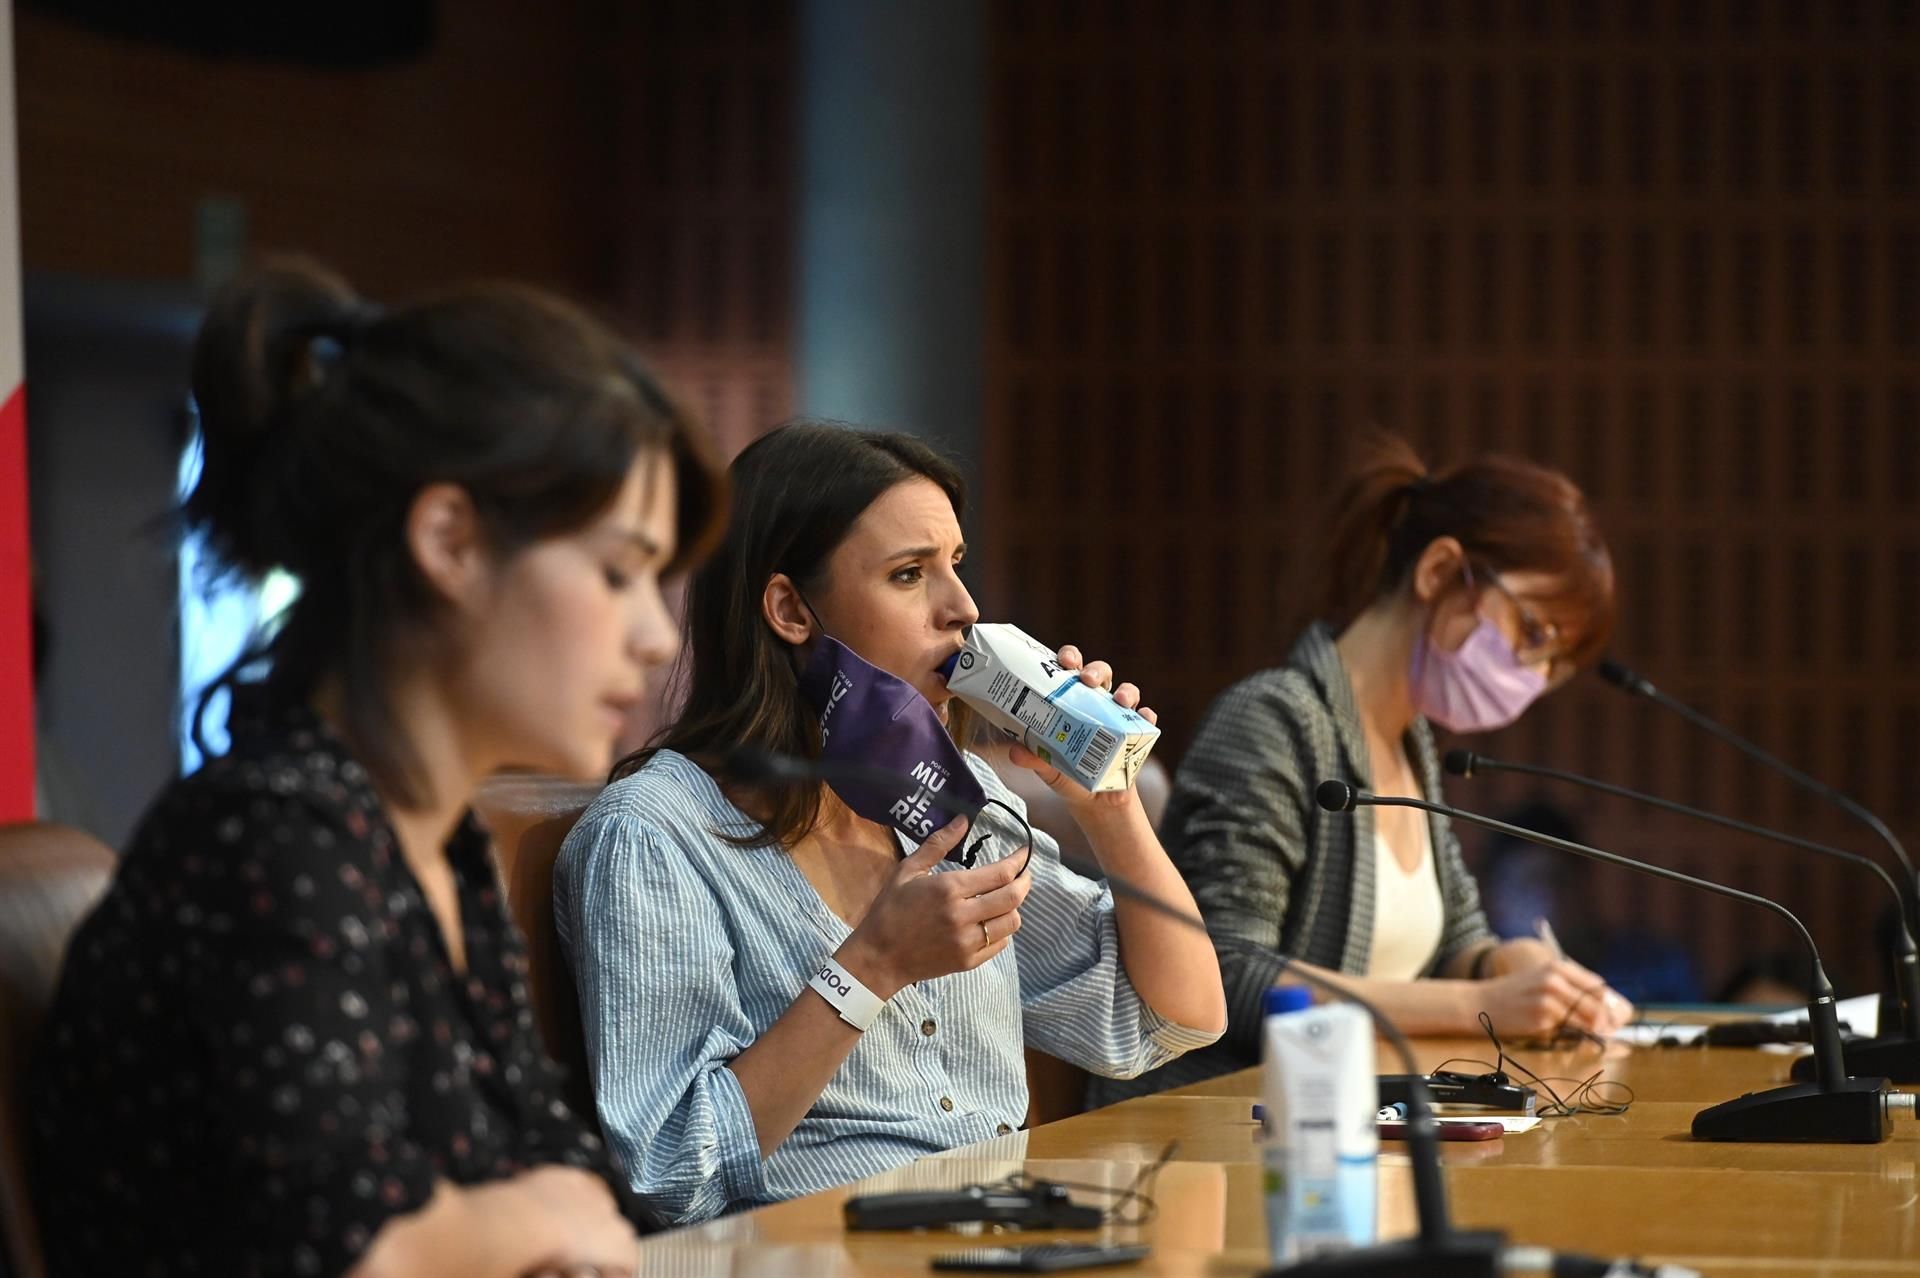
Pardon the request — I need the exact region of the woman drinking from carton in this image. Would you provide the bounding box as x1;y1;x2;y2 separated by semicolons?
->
554;421;1225;1225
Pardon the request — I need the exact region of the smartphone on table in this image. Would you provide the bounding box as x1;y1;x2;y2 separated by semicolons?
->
1378;1119;1504;1141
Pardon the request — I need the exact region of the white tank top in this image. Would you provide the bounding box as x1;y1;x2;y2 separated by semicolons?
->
1365;817;1445;980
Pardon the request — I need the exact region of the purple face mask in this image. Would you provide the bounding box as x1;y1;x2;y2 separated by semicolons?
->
796;634;991;848
1408;615;1549;735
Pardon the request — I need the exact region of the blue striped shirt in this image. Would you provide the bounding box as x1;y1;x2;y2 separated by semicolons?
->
553;749;1221;1226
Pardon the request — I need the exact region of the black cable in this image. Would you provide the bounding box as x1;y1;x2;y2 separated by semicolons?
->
1431;1015;1636;1118
1481;1014;1635;1117
996;1140;1179;1226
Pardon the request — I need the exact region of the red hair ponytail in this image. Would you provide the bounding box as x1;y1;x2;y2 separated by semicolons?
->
1314;431;1431;627
1305;431;1615;671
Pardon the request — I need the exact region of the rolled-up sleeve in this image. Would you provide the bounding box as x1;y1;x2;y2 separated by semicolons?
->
972;766;1222;1080
555;806;765;1226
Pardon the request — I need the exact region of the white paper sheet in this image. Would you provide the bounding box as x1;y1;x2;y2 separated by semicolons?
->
1439;1116;1540;1133
1612;993;1881;1047
1378;1115;1540;1135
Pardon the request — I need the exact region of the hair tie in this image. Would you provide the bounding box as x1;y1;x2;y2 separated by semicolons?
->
1388;475;1431;532
294;303;384;387
336;302;385;348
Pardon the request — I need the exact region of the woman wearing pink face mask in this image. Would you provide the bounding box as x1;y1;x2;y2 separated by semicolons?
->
1088;432;1630;1107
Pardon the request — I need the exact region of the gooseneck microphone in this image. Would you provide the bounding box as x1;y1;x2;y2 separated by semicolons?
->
1443;747;1920;1083
1596;659;1920;935
1314;780;1912;1143
719;748;1692;1276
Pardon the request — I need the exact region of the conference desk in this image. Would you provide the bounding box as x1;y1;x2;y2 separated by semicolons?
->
635;1035;1920;1276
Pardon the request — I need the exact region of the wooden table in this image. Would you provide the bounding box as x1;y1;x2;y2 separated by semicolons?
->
635;1035;1920;1276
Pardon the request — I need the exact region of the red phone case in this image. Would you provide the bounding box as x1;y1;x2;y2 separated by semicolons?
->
1378;1120;1504;1141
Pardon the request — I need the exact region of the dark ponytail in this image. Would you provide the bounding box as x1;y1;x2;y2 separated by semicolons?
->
1312;432;1431;629
186;260;371;581
1309;430;1615;670
185;255;725;805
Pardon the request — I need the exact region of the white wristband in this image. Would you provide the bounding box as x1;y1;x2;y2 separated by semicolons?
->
808;954;886;1032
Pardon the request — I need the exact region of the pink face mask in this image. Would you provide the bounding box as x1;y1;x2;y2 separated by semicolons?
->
1408;612;1549;735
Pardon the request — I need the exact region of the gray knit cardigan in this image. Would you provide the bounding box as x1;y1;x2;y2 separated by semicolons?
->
1086;623;1495;1107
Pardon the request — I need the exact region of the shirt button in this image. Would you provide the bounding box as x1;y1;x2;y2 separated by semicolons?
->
939;1096;954;1113
995;1123;1012;1136
921;1019;937;1037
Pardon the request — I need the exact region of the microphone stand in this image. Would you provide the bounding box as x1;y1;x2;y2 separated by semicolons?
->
1314;781;1910;1144
1444;749;1920;1083
1249;968;1504;1275
1598;659;1920;940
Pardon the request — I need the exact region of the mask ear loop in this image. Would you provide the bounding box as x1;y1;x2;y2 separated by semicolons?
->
777;587;826;686
792;588;828;637
956;798;1034;877
1410;558;1477;702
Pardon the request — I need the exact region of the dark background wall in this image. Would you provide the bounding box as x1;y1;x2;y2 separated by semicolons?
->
18;0;793;448
16;0;796;841
18;1;617;294
980;0;1920;993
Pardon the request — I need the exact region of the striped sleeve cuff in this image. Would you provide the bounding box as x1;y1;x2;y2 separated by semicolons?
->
1140;1001;1227;1059
704;1062;769;1208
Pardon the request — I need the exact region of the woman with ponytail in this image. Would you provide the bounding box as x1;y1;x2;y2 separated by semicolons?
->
28;257;724;1277
1089;432;1631;1107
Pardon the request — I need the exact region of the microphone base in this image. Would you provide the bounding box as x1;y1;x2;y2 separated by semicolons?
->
1788;1035;1920;1084
1259;1229;1505;1277
1691;1076;1892;1143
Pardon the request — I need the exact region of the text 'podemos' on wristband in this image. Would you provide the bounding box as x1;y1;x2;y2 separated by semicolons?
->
809;954;886;1031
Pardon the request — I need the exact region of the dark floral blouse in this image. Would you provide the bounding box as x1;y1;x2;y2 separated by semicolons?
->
28;703;628;1277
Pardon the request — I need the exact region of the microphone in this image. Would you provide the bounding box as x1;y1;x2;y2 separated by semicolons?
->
1314;780;1913;1143
1596;659;1920;936
718;748;1692;1276
1443;748;1920;1082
